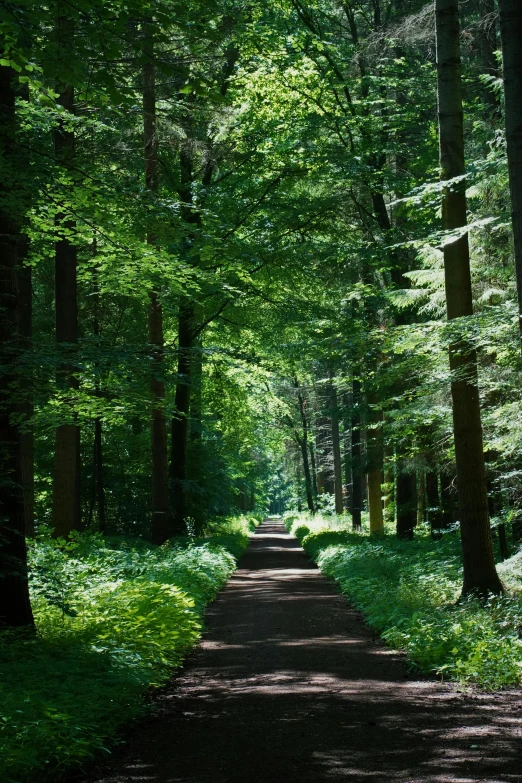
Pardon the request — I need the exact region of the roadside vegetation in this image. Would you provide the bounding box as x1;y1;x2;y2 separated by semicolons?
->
285;513;522;690
0;516;258;782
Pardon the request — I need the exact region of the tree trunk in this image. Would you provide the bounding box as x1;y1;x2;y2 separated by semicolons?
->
343;394;352;512
367;402;384;534
18;239;34;537
296;383;315;513
396;471;416;540
426;470;442;535
52;81;81;538
0;64;34;628
143;27;170;544
351;378;362;530
435;0;502;595
417;469;425;526
171;297;194;534
328;375;344;514
498;0;522;341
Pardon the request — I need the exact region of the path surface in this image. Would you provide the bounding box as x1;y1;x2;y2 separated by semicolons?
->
82;521;522;783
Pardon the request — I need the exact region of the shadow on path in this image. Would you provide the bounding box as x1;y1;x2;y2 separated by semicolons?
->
81;520;522;783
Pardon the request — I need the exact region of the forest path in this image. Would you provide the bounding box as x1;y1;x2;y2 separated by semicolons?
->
83;520;521;783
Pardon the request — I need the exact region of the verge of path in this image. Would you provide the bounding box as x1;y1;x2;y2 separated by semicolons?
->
78;520;522;783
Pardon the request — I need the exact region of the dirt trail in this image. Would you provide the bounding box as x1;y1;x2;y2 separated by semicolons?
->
82;520;522;783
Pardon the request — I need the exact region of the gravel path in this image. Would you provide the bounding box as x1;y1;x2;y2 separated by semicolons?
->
81;520;522;783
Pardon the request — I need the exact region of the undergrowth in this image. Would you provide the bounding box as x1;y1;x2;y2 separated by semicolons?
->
0;514;258;782
284;512;522;690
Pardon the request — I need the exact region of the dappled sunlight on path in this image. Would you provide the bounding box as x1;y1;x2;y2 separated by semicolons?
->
81;520;522;783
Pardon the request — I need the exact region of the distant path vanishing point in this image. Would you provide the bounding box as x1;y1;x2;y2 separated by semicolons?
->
81;519;522;783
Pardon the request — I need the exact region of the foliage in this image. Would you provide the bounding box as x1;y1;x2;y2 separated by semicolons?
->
285;513;522;690
0;518;254;782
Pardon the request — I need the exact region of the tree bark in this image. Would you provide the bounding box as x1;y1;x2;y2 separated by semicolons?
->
498;0;522;341
18;238;34;537
417;469;426;526
0;64;34;628
351;378;362;530
328;375;344;514
426;470;442;535
171;297;194;534
52;80;81;538
435;0;502;595
396;471;416;539
143;26;170;544
367;401;384;535
295;383;315;513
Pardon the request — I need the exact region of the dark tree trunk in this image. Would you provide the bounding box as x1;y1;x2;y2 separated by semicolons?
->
171;298;194;534
426;470;442;534
52;81;81;538
143;27;170;544
396;471;416;540
366;397;384;534
351;378;362;530
498;0;522;341
92;259;106;533
18;240;33;537
343;394;352;512
295;383;315;513
328;375;344;514
309;440;318;498
440;471;457;528
0;65;34;628
435;0;502;595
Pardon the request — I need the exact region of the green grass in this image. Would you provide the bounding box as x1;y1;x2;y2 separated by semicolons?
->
284;512;522;690
0;515;258;782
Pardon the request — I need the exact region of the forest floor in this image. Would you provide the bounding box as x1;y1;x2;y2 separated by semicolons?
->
75;520;522;783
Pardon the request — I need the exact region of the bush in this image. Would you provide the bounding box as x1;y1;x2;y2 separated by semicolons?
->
0;519;251;782
288;512;522;689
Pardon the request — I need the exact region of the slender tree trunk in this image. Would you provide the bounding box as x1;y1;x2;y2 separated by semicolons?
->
440;471;457;527
52;81;81;538
171;297;194;534
0;65;34;628
396;471;416;539
309;440;318;498
366;393;384;534
343;399;353;512
18;238;33;537
417;469;426;526
91;262;106;533
351;378;362;530
328;375;344;514
295;383;315;513
143;27;170;544
435;0;502;595
498;0;522;341
426;470;442;535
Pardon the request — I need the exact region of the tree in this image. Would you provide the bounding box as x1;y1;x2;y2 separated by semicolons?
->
0;64;34;628
498;0;522;342
435;0;502;596
143;21;170;544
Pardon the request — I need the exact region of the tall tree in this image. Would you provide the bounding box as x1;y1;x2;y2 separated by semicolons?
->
52;15;81;538
143;23;170;544
328;374;344;514
435;0;502;596
498;0;522;341
0;64;34;627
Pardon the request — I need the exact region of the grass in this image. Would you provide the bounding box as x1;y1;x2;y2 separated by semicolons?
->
284;512;522;690
0;514;259;782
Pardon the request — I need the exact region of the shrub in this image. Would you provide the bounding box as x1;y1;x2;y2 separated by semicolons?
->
288;512;522;690
0;519;250;782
